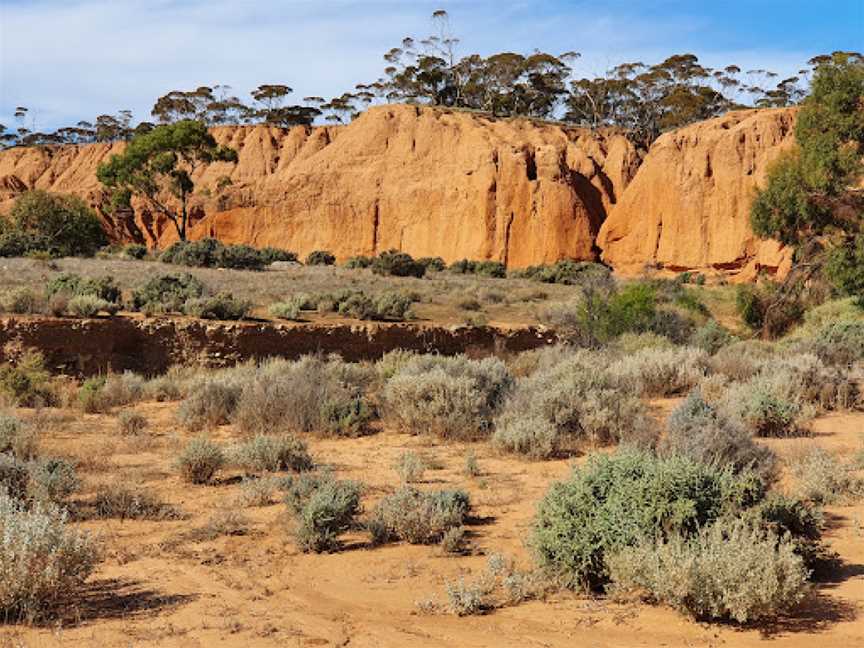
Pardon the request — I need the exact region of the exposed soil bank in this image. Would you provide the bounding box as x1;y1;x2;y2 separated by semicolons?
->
0;315;557;375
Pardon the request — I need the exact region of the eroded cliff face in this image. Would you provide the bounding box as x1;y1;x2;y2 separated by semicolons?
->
0;104;796;276
597;108;797;279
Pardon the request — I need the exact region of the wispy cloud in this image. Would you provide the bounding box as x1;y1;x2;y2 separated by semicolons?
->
0;0;855;130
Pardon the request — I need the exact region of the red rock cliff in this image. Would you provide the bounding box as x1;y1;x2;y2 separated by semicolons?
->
0;104;796;275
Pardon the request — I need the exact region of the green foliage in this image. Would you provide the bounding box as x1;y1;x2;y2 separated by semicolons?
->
46;273;121;303
417;256;446;272
825;235;864;305
531;449;765;590
370;249;426;278
0;353;55;407
177;437;225;484
26;457;80;505
0;287;45;314
123;243;148;259
284;473;362;553
343;255;373;269
689;320;735;354
258;247;298;264
160;238;287;270
97;121;237;241
0;190;106;258
130;272;205;313
516;261;612;286
268;301;301;320
448;259;506;278
735;284;802;337
0;414;38;460
183;292;251;320
810;321;864;365
336;291;416;321
305;250;335;266
67;294;118;318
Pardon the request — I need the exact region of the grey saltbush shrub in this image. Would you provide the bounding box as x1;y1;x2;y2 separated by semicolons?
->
27;457;79;504
177;437;225;484
0;494;99;621
183;292;251;320
283;472;362;553
382;355;512;439
689;320;736;354
232;434;313;473
1;288;46;315
789;447;864;504
607;518;808;623
661;389;777;480
607;346;708;397
131;273;205;313
493;351;652;459
93;482;174;520
368;487;469;545
269;301;301;321
0;413;39;459
177;378;243;430
0;454;29;500
67;294;119;317
117;410;148;436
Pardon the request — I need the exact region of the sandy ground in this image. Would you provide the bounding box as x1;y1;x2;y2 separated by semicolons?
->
1;400;862;648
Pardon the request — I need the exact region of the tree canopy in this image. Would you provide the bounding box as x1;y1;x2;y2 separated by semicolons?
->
96;120;238;241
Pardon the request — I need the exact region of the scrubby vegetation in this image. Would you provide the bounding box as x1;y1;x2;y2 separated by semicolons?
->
160;238;296;271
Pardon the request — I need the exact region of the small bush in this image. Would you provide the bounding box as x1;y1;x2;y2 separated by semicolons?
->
0;413;39;460
371;249;426;278
131;273;205;313
690;320;736;354
337;291;415;321
516;260;612;286
269;301;301;321
368;487;469;545
0;454;30;500
810;321;864;366
393;451;428;483
236;476;279;507
46;273;120;303
344;255;373;269
382;355;513;440
27;457;80;504
789;447;864;504
118;411;148;436
0;353;55;407
93;482;174;520
531;449;764;590
177;437;225;484
178;379;242;430
1;288;46;314
123;243;148;259
183;292;251;320
305;250;335;266
160;238;272;270
0;494;99;621
417;256;445;272
67;294;118;317
284;473;362;553
661;390;776;479
608;346;708;397
448;259;507;278
232;434;313;473
493;352;651;459
607;519;808;623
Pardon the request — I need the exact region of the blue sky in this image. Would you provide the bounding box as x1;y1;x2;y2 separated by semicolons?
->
1;0;861;131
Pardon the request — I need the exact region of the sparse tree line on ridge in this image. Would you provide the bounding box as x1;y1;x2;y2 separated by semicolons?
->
0;10;852;150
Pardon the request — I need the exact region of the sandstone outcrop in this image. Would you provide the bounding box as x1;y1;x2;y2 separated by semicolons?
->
0;104;797;276
596;108;797;279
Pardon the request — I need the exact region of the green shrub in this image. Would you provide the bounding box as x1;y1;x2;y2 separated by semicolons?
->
516;260;612;286
1;288;46;314
368;487;469;545
268;301;301;320
531;449;764;590
183;292;251;320
2;190;106;258
123;243;148;259
131;273;206;313
232;434;314;473
747;494;829;571
259;247;298;264
343;255;373;269
0;494;99;621
417;256;446;272
46;273;121;303
382;355;513;439
67;294;118;317
27;457;79;504
0;414;38;460
736;285;803;337
607;518;808;623
371;249;426;278
0;353;55;407
493;352;651;459
393;450;428;483
661;390;776;479
177;437;225;484
448;259;506;278
284;473;362;553
305;250;335;266
336;291;415;321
